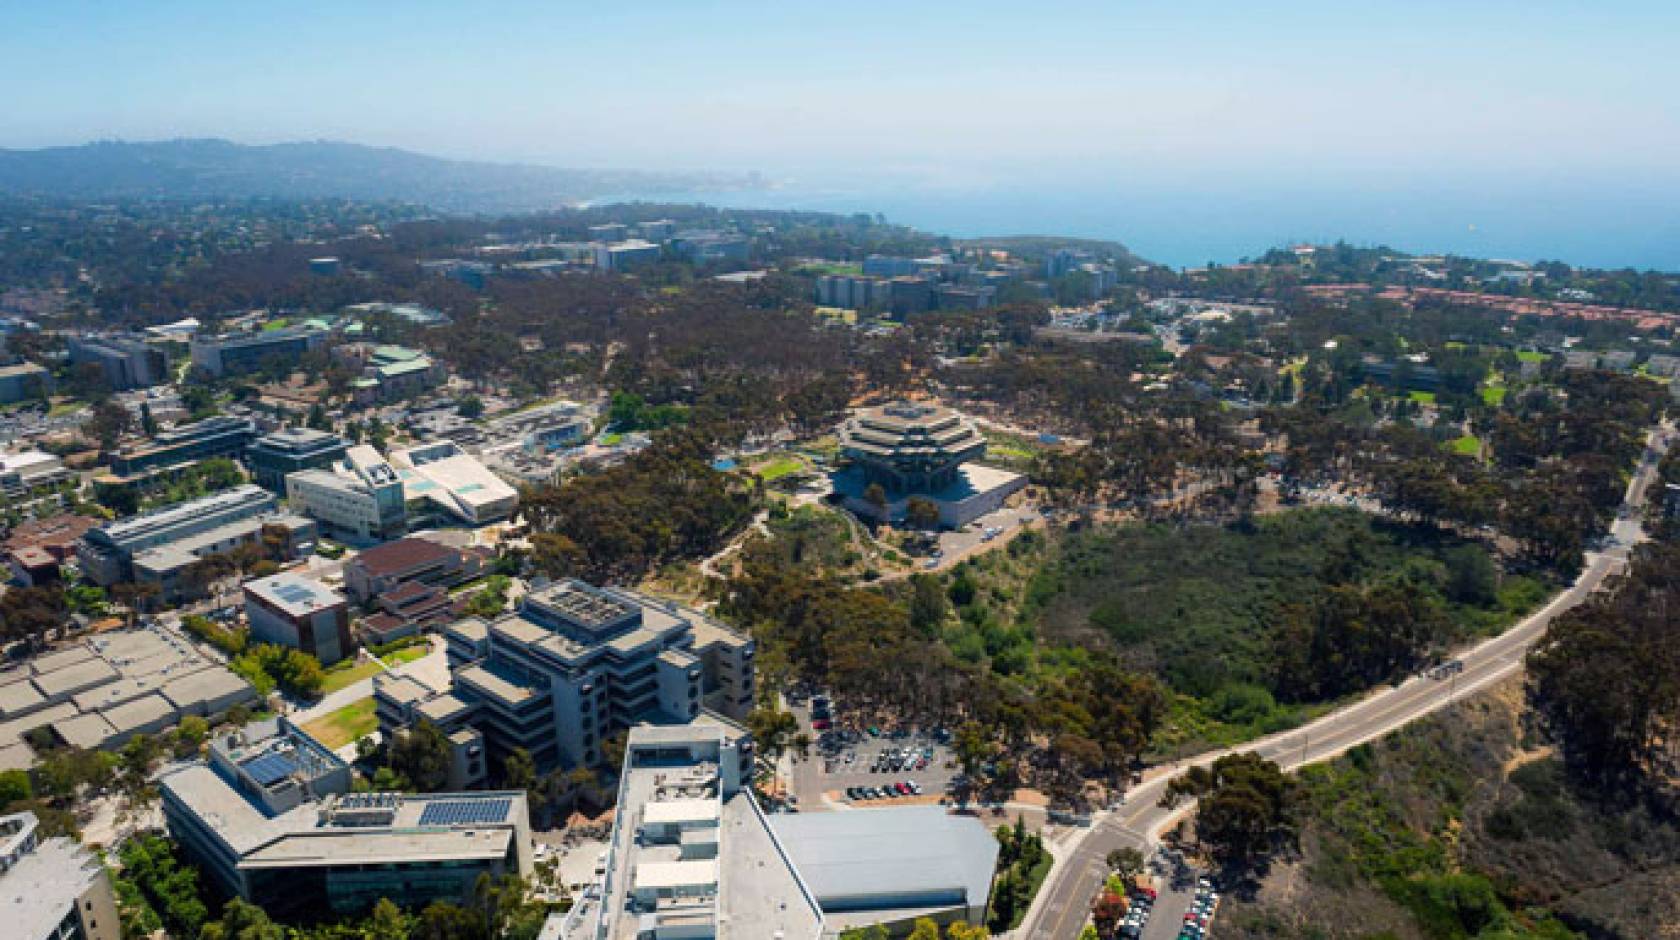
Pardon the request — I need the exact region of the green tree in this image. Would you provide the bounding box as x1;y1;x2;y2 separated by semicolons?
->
201;898;285;940
503;747;537;791
173;715;209;758
0;768;31;806
1107;846;1145;883
906;495;941;530
1165;752;1296;866
908;574;949;636
388;720;453;792
908;918;942;940
863;482;888;517
366;897;412;940
117;833;209;938
84;399;132;452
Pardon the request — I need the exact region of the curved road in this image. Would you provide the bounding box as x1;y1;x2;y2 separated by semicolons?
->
1016;424;1672;940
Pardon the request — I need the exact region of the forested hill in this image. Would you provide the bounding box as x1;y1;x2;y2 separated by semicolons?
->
0;139;763;214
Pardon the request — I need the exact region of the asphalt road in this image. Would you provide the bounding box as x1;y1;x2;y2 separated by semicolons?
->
1015;424;1672;940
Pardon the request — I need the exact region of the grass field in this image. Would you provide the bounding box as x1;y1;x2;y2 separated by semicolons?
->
319;658;385;696
302;697;377;749
598;432;624;446
798;262;863;276
1516;350;1548;363
47;400;87;417
755;455;805;482
1481;383;1508;405
1449;434;1482;456
382;645;428;668
1407;390;1437;405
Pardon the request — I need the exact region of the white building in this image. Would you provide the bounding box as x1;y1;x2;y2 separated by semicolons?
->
593;239;661;272
0;811;119;940
0;450;71;499
284;445;408;545
388;441;519;525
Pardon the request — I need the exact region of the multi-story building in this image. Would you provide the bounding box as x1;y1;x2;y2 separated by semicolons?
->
342;535;487;603
108;415;257;477
284;445;407;545
933;283;997;311
671;230;750;264
159;717;528;919
833;401;1025;528
586;223;630;243
77;484;276;584
0;450;72;499
862;255;919;278
342;344;446;403
244;573;352;665
0;362;53;404
0;811;119;940
888;276;935;316
388;441;518;525
1076;262;1118;298
66;334;168;391
77;484;315;593
381;581;754;773
244;427;350;491
190;326;331;377
361;580;456;645
593;239;662;272
562;724;1000;940
636;219;676;240
1046;246;1095;279
815;274;893;310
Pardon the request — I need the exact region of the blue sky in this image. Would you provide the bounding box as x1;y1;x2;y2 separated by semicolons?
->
3;0;1675;187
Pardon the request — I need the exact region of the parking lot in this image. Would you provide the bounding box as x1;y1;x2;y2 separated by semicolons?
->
918;503;1043;573
1139;848;1219;940
786;706;962;810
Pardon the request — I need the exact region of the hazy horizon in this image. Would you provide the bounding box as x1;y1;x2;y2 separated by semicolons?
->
4;1;1677;268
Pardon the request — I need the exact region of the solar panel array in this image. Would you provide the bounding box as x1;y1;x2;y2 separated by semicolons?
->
243;751;300;787
272;582;320;606
418;798;511;827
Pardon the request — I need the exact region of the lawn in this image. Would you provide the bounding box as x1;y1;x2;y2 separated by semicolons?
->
1449;434;1482;456
598;432;624;446
755;455;805;482
1516;350;1548;364
798;262;863;276
319;658;385;696
1407;390;1438;405
382;645;429;668
813;306;858;325
1480;384;1508;406
47;400;87;418
302;697;377;749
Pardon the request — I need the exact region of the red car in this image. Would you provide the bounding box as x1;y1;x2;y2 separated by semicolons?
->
895;782;911;795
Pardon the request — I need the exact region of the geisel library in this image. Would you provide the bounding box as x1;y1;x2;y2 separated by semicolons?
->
832;401;1025;528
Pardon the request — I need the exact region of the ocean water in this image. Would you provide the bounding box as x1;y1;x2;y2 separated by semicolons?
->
637;175;1680;272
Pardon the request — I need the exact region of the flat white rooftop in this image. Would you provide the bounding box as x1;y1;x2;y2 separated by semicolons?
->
642;798;719;826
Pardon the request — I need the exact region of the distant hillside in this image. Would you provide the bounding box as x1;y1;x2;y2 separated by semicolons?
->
0;139;763;214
